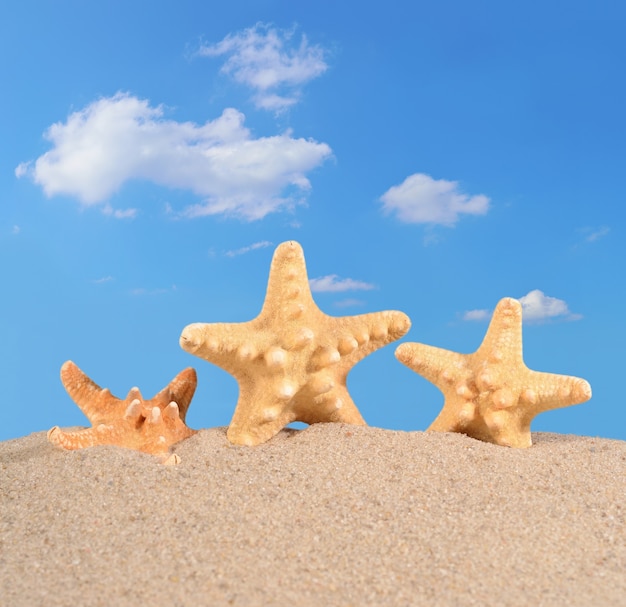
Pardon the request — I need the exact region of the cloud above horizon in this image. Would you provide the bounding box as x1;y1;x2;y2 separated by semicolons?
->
309;274;376;293
198;23;328;111
519;290;582;322
16;93;332;221
581;225;610;243
380;173;490;226
92;276;113;284
463;290;582;323
224;240;273;257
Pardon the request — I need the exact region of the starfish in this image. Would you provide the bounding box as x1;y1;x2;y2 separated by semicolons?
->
395;297;592;448
48;361;198;464
180;240;411;446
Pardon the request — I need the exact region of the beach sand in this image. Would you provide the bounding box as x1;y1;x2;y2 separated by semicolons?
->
1;424;625;606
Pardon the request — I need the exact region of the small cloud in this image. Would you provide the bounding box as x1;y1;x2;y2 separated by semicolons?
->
519;290;582;323
581;226;610;243
197;23;328;112
103;204;138;219
92;276;113;284
131;285;176;296
462;308;491;322
287;218;302;229
462;290;582;324
14;162;30;178
11;225;20;235
224;240;273;257
380;173;490;226
256;93;299;112
422;228;442;247
17;93;331;221
309;274;376;293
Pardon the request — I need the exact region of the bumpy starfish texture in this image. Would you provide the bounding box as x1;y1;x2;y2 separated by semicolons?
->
395;297;592;448
48;361;198;463
180;240;411;446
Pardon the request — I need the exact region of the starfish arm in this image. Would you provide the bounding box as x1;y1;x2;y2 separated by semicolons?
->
475;298;524;366
297;385;367;426
48;412;196;455
47;424;126;450
226;385;299;446
427;403;469;433
395;342;469;393
226;380;367;446
137;405;197;454
261;241;317;314
523;369;592;415
180;322;256;377
332;311;411;367
60;361;122;423
153;367;198;421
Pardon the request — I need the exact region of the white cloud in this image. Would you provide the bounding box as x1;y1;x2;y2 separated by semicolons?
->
198;23;328;111
92;276;113;284
131;285;177;296
462;290;582;323
15;163;29;178
102;204;138;220
224;240;273;257
309;274;376;293
583;226;610;243
462;308;491;322
11;225;20;235
519;290;582;322
380;173;490;226
16;93;331;221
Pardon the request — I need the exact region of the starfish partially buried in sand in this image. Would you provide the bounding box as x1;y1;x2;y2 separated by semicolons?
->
395;297;592;448
48;361;197;463
180;240;411;446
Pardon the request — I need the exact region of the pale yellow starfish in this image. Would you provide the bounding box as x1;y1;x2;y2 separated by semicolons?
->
48;361;197;463
395;297;592;448
180;240;411;446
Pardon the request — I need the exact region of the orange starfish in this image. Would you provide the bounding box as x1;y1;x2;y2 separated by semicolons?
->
180;240;411;446
48;361;197;463
395;297;592;448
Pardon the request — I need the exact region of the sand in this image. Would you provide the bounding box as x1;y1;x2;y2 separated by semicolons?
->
1;424;625;607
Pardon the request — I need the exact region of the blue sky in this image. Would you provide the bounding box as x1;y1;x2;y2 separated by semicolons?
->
2;0;624;443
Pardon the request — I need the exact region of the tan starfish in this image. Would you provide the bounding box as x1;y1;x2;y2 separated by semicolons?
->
180;240;411;446
48;361;198;464
395;297;592;448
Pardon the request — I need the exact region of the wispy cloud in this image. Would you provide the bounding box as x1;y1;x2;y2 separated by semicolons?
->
380;173;490;226
309;274;376;293
14;164;28;178
16;93;331;221
11;225;20;235
92;276;113;284
462;308;491;322
581;225;610;243
224;240;273;257
131;285;177;296
197;23;328;112
103;204;138;220
463;290;582;323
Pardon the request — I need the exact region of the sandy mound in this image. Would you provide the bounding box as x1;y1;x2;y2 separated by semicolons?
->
1;424;625;606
